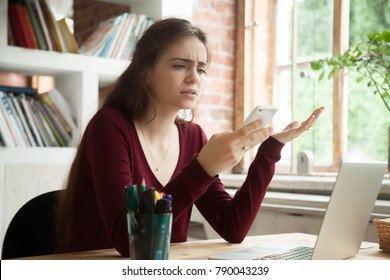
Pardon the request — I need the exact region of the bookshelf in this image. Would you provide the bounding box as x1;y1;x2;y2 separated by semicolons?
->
0;0;193;250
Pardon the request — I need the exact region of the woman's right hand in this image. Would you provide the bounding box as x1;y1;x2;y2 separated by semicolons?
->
197;120;273;177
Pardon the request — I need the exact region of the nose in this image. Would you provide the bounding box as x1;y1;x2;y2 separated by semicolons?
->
185;68;200;84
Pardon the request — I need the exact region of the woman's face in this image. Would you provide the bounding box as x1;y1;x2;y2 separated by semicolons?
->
145;36;208;112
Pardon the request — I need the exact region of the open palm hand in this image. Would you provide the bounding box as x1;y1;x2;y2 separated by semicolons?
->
272;107;324;144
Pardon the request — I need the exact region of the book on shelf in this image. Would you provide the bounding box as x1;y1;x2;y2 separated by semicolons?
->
30;0;54;51
79;17;117;56
122;15;155;61
119;14;154;60
79;13;154;60
122;14;148;61
99;14;124;58
6;93;32;146
41;101;69;146
0;85;38;146
114;14;137;60
7;21;15;47
24;0;48;50
0;85;76;147
8;4;38;49
0;115;15;147
8;0;79;54
18;94;45;146
45;88;77;133
31;99;61;146
8;93;36;146
39;0;66;52
0;91;27;147
105;13;128;58
40;93;70;135
0;73;29;88
25;97;50;146
110;13;133;59
0;95;17;147
0;85;38;95
58;18;79;54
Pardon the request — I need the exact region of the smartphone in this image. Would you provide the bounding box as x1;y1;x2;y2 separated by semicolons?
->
241;105;278;128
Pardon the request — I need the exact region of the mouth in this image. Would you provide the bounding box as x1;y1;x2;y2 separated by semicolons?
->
180;90;198;96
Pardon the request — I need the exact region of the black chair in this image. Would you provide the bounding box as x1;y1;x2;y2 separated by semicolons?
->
1;190;60;259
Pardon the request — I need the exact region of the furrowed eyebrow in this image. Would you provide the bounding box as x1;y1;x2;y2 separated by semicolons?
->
169;57;208;67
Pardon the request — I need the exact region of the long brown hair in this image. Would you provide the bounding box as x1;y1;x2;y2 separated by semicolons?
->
104;17;212;121
55;18;211;252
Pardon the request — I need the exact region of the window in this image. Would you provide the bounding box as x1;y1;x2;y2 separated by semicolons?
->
241;0;389;174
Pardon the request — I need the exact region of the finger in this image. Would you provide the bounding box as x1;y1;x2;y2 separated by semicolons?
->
239;126;273;151
310;107;325;122
209;131;232;141
312;106;325;118
238;119;264;135
300;107;325;130
283;121;300;131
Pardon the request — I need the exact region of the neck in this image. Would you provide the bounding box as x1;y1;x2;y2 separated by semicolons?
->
135;114;178;174
135;105;178;141
137;119;175;141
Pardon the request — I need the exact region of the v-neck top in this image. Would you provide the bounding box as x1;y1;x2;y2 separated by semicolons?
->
68;107;284;256
132;118;181;188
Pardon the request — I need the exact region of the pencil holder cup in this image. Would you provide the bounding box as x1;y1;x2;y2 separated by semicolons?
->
127;213;172;260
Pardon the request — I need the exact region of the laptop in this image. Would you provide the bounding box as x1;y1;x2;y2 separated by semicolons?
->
209;161;387;260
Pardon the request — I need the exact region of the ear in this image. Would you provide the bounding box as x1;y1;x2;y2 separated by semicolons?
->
144;69;151;85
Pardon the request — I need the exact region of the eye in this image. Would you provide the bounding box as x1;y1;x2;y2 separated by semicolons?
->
197;68;206;75
173;64;185;70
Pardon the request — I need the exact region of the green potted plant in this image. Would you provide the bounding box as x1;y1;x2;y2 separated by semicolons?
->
310;30;390;112
311;30;390;169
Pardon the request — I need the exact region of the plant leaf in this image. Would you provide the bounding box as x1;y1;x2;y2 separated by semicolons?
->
356;76;364;83
311;61;321;70
319;71;325;81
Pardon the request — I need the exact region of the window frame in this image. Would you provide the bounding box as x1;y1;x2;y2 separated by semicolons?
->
232;0;389;211
234;0;359;173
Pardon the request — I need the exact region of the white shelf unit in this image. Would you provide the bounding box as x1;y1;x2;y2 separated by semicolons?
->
104;0;194;20
0;0;193;251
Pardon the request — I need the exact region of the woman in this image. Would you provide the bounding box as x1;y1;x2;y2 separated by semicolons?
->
56;18;323;257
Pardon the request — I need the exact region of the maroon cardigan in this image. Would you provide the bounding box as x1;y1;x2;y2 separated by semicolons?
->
68;107;284;256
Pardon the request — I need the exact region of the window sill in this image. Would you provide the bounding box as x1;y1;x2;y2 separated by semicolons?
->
220;173;390;217
220;172;390;199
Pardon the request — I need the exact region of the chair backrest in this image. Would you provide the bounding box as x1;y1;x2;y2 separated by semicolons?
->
1;190;61;259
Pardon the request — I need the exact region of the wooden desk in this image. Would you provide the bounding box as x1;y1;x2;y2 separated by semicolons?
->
21;233;390;260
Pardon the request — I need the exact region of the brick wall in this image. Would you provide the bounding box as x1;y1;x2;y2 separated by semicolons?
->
192;0;236;136
73;0;236;137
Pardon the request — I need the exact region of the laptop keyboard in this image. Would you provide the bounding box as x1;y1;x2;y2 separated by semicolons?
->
258;246;313;260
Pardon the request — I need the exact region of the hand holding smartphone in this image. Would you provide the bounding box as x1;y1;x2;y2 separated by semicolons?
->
241;105;278;128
